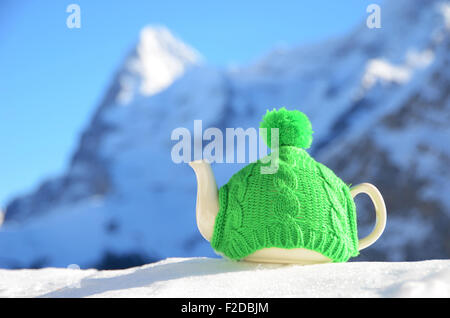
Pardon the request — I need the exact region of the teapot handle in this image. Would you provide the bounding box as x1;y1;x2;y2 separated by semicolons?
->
350;183;387;251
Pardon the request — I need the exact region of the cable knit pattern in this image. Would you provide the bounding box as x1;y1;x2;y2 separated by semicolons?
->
211;108;359;262
210;146;359;263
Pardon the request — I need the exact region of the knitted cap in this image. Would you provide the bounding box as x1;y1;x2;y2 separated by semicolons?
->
210;108;359;262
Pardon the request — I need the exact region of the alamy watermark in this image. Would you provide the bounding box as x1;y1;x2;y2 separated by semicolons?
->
171;120;280;174
66;4;81;29
366;4;381;29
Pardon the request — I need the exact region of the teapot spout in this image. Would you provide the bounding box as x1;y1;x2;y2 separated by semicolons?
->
189;160;219;242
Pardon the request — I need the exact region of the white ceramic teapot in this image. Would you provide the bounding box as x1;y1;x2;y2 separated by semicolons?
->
189;160;386;265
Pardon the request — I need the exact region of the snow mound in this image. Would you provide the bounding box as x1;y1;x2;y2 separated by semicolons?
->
0;258;448;298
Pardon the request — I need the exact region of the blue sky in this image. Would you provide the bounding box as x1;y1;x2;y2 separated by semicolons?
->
0;0;381;206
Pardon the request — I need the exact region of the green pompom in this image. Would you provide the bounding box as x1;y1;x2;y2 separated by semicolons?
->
260;107;313;149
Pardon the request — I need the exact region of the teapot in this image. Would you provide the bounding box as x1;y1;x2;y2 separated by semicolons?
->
189;108;387;265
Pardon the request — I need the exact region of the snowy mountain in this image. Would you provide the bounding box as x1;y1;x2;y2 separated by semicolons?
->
1;258;449;298
1;0;449;269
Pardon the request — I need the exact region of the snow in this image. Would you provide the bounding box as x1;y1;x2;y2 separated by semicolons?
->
441;2;450;29
362;59;412;89
136;26;201;96
360;49;434;92
117;26;201;104
0;258;448;298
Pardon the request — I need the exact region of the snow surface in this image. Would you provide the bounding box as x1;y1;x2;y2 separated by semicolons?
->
0;258;448;298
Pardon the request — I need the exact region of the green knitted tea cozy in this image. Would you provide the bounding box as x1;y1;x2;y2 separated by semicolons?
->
210;108;359;263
